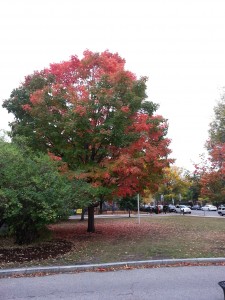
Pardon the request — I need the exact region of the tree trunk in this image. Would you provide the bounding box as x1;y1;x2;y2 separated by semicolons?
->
128;209;131;217
80;208;86;221
99;200;103;215
87;206;95;233
99;195;104;214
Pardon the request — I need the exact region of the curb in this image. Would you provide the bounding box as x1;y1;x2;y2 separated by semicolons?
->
1;257;225;277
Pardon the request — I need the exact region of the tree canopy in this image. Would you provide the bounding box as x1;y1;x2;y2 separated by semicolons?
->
155;166;190;203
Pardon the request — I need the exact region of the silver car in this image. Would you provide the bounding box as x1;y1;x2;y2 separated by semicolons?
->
201;205;217;211
175;205;191;214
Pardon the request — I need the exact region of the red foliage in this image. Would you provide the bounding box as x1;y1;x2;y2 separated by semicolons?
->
196;143;225;199
48;151;62;161
99;113;172;196
210;143;225;172
22;104;32;111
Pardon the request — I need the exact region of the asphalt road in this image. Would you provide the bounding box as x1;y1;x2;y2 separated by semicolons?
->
178;209;222;218
70;209;223;220
169;209;222;218
1;265;225;300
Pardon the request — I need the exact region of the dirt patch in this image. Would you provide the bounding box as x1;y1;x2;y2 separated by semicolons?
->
0;240;72;263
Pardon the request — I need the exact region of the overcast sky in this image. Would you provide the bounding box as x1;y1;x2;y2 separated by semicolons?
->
1;0;225;171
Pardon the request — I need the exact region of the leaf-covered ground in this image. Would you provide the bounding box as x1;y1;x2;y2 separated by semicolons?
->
1;216;225;269
0;240;72;264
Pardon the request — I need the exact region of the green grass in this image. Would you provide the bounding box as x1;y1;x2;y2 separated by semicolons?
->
1;215;225;268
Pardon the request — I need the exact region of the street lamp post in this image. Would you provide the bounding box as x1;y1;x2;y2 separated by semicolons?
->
137;194;140;224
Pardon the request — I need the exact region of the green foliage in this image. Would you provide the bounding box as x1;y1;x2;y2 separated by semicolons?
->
184;173;201;202
118;196;137;211
70;179;102;208
0;138;76;244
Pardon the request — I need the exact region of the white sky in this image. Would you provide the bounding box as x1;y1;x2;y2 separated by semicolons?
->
1;0;225;171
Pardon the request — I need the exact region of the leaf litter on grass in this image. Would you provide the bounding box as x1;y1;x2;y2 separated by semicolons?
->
1;216;225;269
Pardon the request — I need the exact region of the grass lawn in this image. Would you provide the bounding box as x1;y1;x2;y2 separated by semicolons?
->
1;215;225;269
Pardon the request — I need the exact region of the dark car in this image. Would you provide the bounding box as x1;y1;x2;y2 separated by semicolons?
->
218;206;225;216
168;204;176;212
151;205;163;214
140;205;154;213
191;205;201;210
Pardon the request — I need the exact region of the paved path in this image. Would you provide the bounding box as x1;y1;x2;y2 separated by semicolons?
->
1;265;225;299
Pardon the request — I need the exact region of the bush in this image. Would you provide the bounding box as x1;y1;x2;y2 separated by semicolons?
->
0;138;74;244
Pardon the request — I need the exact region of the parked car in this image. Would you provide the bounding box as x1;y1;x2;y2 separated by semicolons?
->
175;205;191;214
140;205;155;213
140;205;149;212
168;204;176;212
153;205;163;214
201;205;217;211
218;205;225;209
191;205;201;210
218;206;225;216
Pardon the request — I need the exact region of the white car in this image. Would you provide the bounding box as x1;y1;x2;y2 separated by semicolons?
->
201;205;217;211
175;205;191;214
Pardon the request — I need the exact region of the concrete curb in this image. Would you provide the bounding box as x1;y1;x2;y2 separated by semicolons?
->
1;257;225;277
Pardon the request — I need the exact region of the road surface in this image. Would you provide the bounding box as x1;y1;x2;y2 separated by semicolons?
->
1;265;225;299
70;209;224;220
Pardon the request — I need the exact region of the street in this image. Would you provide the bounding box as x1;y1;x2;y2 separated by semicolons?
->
173;209;222;218
70;209;224;220
1;265;225;300
143;209;222;218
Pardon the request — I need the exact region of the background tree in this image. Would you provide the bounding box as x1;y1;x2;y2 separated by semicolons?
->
196;146;225;205
208;90;225;146
3;50;172;232
0;137;76;244
118;196;138;217
196;90;225;205
184;172;201;203
155;166;190;204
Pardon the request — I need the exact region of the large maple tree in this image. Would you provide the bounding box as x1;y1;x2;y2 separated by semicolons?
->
3;50;172;232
